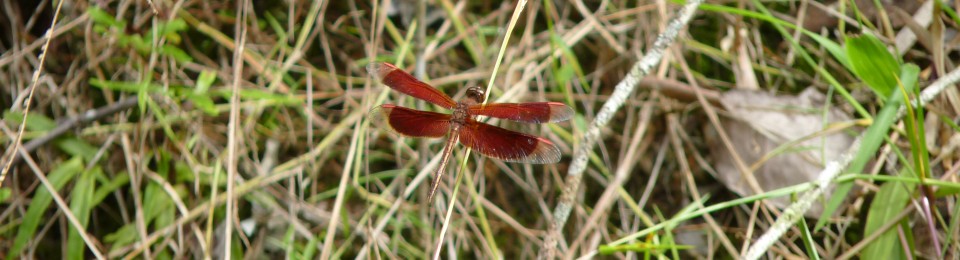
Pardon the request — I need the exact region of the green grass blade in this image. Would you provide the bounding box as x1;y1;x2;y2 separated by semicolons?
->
8;157;84;259
195;70;217;94
798;210;821;260
2;111;56;132
92;172;129;207
862;180;913;258
67;167;98;260
0;188;10;202
56;138;100;163
816;64;918;230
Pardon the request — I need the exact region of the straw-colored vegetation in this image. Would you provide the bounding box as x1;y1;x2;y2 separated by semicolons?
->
1;0;959;259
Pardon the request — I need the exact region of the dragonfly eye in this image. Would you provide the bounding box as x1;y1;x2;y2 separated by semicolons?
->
466;86;485;104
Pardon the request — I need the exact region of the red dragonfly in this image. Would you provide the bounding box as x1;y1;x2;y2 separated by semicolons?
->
368;62;574;201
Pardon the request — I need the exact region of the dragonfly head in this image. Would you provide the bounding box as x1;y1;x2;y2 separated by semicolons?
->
465;85;485;105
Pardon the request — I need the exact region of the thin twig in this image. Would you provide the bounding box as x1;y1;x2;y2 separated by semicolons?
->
743;65;960;259
4;97;138;167
539;0;703;257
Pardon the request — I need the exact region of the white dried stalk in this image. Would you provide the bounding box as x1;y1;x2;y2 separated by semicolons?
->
540;0;704;256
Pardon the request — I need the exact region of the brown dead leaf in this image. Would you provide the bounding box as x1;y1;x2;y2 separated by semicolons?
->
707;88;857;217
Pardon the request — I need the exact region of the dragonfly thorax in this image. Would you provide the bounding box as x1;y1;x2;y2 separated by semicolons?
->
451;103;471;125
451;86;484;125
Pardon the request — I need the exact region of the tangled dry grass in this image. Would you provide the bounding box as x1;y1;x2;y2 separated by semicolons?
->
1;0;960;259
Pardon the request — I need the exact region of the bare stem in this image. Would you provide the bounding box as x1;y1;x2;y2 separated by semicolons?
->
539;0;704;256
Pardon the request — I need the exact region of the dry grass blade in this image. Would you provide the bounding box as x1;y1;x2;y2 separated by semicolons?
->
433;1;528;259
223;0;250;258
0;0;66;189
565;101;653;256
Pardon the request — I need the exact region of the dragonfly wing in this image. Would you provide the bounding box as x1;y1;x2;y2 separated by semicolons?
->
467;102;573;123
368;62;457;109
370;104;451;138
457;120;561;164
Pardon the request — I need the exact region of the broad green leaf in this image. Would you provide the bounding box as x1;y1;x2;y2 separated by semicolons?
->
0;188;11;202
231;235;245;259
162;45;193;63
156;19;188;44
816;64;919;230
56;138;100;162
143;183;173;227
282;226;296;257
935;185;960;197
8;157;84;259
156;250;174;260
87;7;125;29
553;63;575;87
210;88;302;105
862;180;913;259
175;161;197;182
176;161;226;185
67;167;98;260
805;33;851;71
599;241;693;255
92;173;130;205
157;150;171;178
195;70;217;94
185;93;218;116
3;111;56;132
846;34;901;97
301;235;320;259
89;79;165;94
119;34;151;53
105;224;138;247
238;89;301;105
